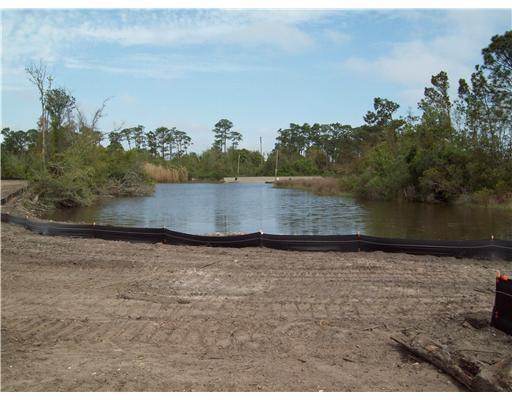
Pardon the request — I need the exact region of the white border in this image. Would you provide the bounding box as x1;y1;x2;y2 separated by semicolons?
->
1;0;512;9
1;2;510;399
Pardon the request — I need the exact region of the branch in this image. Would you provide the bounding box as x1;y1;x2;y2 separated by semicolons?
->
391;333;511;391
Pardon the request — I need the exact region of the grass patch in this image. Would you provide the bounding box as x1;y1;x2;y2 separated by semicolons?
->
456;191;512;212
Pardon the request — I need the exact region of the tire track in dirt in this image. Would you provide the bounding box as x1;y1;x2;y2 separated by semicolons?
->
2;222;511;391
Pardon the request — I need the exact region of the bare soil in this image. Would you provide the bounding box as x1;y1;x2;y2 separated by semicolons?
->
1;222;511;391
0;181;28;204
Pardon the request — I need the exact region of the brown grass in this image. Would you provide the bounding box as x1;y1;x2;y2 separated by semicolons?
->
143;163;188;183
273;177;350;196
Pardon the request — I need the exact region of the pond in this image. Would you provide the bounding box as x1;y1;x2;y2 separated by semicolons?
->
45;183;512;240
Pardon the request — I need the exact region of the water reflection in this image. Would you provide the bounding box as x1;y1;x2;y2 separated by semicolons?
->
360;200;512;240
44;183;512;239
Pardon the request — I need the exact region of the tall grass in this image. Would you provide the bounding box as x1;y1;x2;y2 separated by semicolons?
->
273;177;351;196
143;163;188;183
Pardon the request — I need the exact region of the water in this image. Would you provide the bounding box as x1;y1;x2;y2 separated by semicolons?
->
45;183;512;239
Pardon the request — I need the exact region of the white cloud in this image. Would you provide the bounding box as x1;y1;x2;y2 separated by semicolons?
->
1;9;328;66
1;9;334;86
340;10;509;105
322;29;351;46
61;53;272;81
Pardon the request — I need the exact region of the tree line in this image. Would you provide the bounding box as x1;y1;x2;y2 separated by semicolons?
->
1;30;510;208
268;31;512;204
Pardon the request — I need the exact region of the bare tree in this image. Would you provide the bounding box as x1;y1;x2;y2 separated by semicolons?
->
76;98;111;146
25;61;52;168
91;97;111;132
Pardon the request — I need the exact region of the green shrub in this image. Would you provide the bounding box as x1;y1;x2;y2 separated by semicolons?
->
1;153;27;179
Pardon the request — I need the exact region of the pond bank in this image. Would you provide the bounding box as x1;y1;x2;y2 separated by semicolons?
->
0;180;28;205
274;177;512;211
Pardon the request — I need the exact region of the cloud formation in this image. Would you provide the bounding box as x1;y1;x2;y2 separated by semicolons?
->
1;9;330;64
341;10;508;103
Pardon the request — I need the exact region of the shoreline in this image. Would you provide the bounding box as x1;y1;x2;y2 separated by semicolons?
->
273;177;512;211
222;176;324;183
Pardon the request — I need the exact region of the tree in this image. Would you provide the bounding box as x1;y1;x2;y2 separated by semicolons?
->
1;128;38;153
482;31;512;151
230;130;242;150
146;130;158;156
120;128;133;149
482;31;512;90
45;87;76;153
25;61;52;167
174;130;192;157
363;97;400;127
155;127;170;158
212;119;241;152
107;129;123;151
325;123;358;164
418;71;453;137
275;123;308;157
165;128;177;159
132;125;146;150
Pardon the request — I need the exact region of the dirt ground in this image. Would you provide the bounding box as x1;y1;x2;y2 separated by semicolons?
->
1;222;511;392
0;181;28;204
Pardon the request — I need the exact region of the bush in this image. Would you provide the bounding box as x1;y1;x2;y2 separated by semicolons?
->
354;144;411;200
31;157;95;208
1;153;27;179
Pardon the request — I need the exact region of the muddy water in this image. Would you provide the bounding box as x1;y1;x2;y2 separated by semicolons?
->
45;183;512;239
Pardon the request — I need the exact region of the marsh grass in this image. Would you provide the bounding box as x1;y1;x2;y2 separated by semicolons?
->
143;163;188;183
273;177;351;196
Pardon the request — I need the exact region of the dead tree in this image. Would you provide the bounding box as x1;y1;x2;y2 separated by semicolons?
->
25;61;52;168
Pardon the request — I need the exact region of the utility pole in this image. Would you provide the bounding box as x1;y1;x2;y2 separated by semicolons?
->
236;152;240;181
259;136;263;166
274;149;279;181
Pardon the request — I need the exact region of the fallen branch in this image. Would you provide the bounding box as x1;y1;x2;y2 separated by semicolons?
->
391;333;511;391
199;261;219;269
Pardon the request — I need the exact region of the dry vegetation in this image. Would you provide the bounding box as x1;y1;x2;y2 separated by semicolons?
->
273;177;350;196
143;162;188;183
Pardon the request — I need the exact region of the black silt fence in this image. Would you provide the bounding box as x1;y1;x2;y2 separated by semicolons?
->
163;230;261;247
261;233;359;252
358;235;512;259
93;224;165;243
2;212;512;260
492;275;512;335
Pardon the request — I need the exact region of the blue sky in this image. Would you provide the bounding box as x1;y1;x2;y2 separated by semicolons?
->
1;8;511;153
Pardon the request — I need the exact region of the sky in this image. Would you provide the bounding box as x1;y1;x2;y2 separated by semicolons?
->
1;8;511;153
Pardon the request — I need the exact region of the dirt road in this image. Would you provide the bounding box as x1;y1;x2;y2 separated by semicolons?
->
1;222;511;391
222;176;323;183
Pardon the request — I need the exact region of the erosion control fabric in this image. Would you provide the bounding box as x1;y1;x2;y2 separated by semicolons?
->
492;275;512;335
2;212;511;260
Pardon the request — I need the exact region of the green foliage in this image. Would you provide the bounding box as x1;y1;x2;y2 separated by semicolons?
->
363;97;400;127
3;30;510;210
273;31;512;205
1;152;28;179
354;143;411;200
